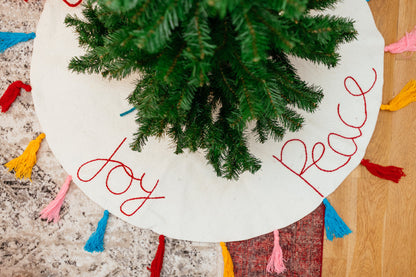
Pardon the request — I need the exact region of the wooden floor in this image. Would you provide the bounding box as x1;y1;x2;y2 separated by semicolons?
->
322;1;416;276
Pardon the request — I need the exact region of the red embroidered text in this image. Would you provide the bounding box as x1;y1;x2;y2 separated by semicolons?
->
77;138;165;216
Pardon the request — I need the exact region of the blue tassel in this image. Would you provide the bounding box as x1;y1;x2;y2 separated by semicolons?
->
323;199;352;241
0;32;36;53
84;210;109;253
120;107;136;117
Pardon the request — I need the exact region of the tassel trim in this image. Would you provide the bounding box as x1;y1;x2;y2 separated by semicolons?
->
5;133;45;181
220;242;235;277
147;235;165;277
0;81;32;113
84;210;109;253
323;198;352;241
385;26;416;53
266;230;286;274
0;32;36;53
40;175;72;223
361;159;405;183
120;107;136;117
381;80;416;111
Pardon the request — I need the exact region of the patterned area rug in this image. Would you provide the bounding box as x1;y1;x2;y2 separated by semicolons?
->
227;204;324;277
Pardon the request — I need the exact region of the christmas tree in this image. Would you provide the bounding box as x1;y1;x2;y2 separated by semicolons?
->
65;0;356;179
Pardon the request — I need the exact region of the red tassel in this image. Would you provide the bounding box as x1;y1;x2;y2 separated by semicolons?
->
361;159;406;183
147;235;165;277
0;81;31;113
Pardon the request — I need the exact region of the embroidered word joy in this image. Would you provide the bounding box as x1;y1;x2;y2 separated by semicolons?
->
77;138;165;216
274;68;378;197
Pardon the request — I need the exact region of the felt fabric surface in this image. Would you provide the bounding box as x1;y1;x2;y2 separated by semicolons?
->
31;0;384;242
0;0;381;275
0;1;222;276
0;1;323;275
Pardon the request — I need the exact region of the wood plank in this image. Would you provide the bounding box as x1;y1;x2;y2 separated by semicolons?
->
322;0;416;276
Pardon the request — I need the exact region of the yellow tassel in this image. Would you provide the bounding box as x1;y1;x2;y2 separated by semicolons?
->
381;80;416;111
220;242;235;277
5;133;46;181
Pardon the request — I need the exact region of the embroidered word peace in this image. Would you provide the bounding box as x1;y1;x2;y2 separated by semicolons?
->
273;68;378;197
77;138;165;217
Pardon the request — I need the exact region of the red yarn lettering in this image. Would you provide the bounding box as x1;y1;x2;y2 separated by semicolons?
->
62;0;83;7
77;138;165;217
274;68;378;197
24;0;83;7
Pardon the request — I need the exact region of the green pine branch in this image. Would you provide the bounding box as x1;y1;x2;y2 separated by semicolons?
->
66;0;357;180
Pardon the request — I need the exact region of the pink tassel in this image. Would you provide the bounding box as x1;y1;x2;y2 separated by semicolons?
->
40;175;72;223
385;26;416;53
266;230;286;274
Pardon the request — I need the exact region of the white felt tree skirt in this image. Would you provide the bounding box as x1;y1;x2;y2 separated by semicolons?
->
31;0;384;242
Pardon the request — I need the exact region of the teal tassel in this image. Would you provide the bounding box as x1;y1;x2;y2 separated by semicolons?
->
120;107;136;117
0;32;36;53
84;210;109;253
323;199;352;241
